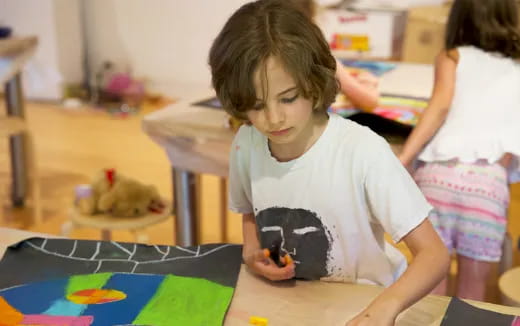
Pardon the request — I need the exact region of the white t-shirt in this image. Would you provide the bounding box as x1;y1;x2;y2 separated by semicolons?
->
229;113;432;286
419;46;520;182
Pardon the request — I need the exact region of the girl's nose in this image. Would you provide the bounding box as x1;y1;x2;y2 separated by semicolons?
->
265;105;284;126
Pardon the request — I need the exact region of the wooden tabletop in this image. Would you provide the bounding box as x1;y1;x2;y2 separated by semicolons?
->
1;227;519;325
0;37;37;57
499;266;520;306
142;63;433;177
0;36;38;84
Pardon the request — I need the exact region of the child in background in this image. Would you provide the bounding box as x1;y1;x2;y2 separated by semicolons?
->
399;0;520;301
209;1;449;324
287;0;380;111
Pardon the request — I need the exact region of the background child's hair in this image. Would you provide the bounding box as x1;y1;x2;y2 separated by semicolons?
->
445;0;520;58
209;0;338;120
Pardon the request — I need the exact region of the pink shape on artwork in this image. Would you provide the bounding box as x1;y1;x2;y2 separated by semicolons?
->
23;314;93;326
512;316;520;326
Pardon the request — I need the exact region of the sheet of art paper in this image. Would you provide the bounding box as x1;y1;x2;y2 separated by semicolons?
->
0;238;243;326
441;297;520;326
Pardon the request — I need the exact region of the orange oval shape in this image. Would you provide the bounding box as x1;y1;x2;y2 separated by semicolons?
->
67;288;127;304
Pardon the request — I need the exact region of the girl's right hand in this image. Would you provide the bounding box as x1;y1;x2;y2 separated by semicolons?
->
243;249;295;281
355;71;379;90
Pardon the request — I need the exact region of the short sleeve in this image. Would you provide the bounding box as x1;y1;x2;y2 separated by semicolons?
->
364;137;432;242
228;126;254;214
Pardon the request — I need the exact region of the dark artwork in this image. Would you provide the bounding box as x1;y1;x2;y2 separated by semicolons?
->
256;207;332;280
441;297;520;326
0;238;242;288
346;112;411;139
0;238;243;326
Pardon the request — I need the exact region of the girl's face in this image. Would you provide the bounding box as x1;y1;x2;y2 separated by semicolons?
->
246;56;326;160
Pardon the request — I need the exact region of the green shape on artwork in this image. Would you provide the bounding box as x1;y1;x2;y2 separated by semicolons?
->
66;273;113;294
133;274;234;326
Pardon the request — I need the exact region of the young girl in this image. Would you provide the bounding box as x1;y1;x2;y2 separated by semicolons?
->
209;0;448;324
287;0;380;112
398;0;520;301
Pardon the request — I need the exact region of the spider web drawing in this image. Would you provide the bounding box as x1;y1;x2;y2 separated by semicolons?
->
0;238;243;289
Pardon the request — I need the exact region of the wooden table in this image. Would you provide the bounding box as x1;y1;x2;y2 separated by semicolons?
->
0;37;38;207
499;266;520;307
142;63;434;246
1;227;519;325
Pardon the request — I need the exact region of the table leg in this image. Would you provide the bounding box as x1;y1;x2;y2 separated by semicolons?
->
220;177;228;242
172;168;198;247
5;73;27;207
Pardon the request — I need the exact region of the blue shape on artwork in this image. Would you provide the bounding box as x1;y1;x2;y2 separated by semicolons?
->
83;273;164;326
0;278;68;314
45;298;86;316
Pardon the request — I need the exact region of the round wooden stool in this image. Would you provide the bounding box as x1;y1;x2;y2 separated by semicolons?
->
61;202;171;243
499;266;520;307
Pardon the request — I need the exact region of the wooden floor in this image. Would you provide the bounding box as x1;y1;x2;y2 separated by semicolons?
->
1;101;519;303
0;101;242;245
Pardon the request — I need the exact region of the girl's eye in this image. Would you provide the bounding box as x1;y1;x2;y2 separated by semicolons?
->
253;102;265;110
280;94;298;104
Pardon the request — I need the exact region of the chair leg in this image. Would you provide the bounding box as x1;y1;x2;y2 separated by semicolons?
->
101;230;111;241
219;177;228;242
26;133;42;225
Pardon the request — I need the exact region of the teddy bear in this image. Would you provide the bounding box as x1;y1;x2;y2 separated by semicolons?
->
76;169;164;217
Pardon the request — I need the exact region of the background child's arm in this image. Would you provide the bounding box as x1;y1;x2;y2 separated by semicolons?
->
398;50;458;167
346;219;449;325
242;213;295;281
336;59;380;112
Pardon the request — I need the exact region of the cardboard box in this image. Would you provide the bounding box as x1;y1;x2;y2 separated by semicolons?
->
401;4;451;64
317;8;407;60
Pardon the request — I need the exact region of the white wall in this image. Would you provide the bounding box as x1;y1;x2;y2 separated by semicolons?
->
84;0;250;94
54;0;84;87
0;0;83;100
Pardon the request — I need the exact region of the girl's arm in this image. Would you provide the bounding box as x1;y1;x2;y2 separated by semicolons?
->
242;213;295;281
347;219;450;325
336;59;380;112
398;50;458;167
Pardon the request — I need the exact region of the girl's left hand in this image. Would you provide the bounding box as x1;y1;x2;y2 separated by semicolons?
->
345;306;397;326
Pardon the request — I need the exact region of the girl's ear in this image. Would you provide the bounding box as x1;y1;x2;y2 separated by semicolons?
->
98;191;116;212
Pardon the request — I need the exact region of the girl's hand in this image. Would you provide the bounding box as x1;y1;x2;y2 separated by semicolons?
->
355;71;379;90
243;249;295;281
345;304;397;326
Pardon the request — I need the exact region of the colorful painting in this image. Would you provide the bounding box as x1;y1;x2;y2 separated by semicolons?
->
441;297;520;326
0;238;243;326
339;60;396;76
330;93;428;127
330;34;370;52
193;93;425;129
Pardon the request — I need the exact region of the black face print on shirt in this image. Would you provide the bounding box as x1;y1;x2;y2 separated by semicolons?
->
256;207;332;280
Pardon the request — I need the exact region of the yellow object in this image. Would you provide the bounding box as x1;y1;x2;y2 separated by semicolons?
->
250;316;269;326
284;255;293;265
333;34;370;52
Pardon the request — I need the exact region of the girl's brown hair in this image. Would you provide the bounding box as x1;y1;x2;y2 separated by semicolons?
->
209;0;338;120
445;0;520;58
